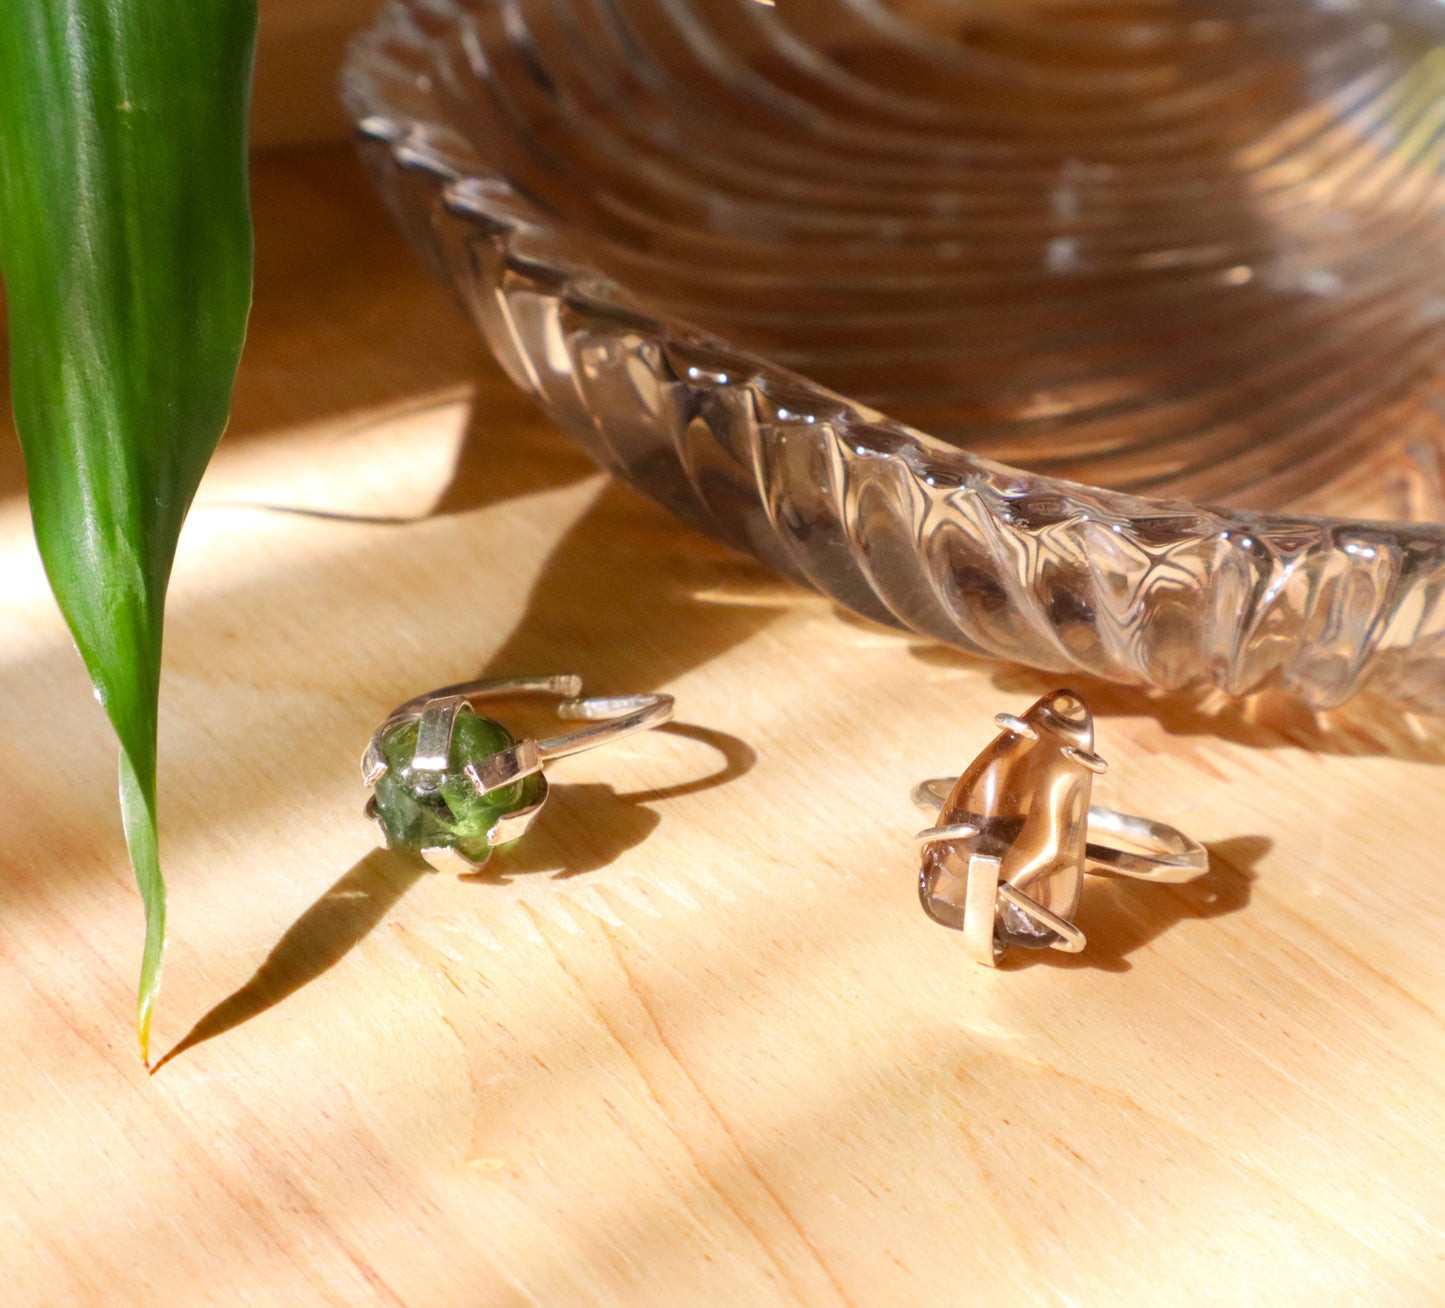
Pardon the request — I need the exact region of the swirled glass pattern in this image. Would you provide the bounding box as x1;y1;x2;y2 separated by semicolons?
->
344;0;1445;707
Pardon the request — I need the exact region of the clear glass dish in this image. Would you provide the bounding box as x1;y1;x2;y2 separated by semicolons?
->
342;0;1445;708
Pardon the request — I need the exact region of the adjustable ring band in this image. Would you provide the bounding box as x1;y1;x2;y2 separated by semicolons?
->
362;676;674;870
912;779;1206;885
364;675;673;782
1078;804;1208;883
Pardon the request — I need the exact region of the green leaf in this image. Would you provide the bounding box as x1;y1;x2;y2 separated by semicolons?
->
0;2;257;1060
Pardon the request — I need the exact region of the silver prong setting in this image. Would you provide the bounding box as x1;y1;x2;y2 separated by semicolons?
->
997;883;1087;953
413;695;467;771
911;822;981;856
993;712;1039;740
486;795;547;847
464;739;543;798
963;852;1005;967
361;742;388;788
1061;745;1108;774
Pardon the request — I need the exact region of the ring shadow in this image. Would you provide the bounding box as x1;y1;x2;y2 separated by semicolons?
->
467;723;756;883
999;834;1271;974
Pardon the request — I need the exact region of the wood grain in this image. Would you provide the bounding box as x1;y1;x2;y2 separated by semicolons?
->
2;145;1444;1307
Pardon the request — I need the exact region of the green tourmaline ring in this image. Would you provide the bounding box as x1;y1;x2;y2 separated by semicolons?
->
362;675;675;870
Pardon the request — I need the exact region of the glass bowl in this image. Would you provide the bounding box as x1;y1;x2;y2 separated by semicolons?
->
342;0;1445;708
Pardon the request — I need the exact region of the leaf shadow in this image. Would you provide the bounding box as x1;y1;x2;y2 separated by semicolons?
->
151;847;429;1072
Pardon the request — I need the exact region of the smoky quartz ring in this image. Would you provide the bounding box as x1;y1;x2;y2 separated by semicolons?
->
913;690;1207;966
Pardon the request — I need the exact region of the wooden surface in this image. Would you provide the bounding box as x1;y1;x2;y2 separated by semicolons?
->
252;0;382;149
3;145;1445;1307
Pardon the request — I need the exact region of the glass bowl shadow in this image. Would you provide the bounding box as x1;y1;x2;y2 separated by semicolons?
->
342;0;1445;709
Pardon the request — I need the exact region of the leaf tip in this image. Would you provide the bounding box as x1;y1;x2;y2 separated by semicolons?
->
138;996;154;1066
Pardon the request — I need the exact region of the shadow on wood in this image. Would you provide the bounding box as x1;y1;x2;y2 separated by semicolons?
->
472;723;756;881
907;644;1445;763
152;847;429;1072
1003;834;1269;973
154;723;753;1066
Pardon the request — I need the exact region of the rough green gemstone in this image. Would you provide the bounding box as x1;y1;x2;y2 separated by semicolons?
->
372;707;544;863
